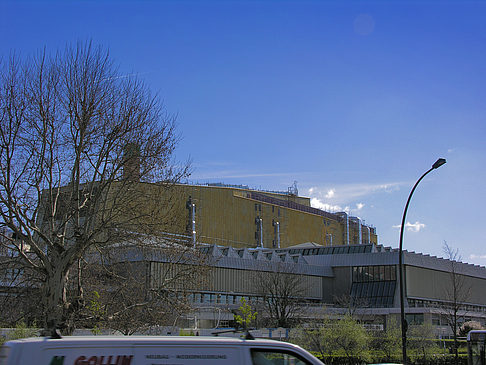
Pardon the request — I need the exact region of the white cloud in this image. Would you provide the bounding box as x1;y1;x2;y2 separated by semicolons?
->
306;181;405;216
325;189;335;199
470;254;486;260
310;198;343;213
392;221;426;232
307;182;404;204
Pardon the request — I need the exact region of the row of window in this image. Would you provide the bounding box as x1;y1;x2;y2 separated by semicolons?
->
288;245;373;256
188;293;269;306
352;265;397;282
408;298;486;314
186;292;322;307
350;281;396;308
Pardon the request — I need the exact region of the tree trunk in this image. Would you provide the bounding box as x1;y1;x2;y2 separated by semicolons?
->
43;264;70;335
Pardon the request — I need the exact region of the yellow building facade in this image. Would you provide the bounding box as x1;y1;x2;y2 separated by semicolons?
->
169;183;377;249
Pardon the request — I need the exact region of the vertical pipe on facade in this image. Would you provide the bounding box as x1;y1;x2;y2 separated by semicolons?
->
259;218;264;248
358;217;362;245
191;203;196;247
367;226;371;244
346;214;349;245
276;222;280;249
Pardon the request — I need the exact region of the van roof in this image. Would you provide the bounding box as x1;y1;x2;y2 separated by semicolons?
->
5;336;292;347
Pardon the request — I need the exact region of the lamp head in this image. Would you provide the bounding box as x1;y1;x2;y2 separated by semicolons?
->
432;158;446;169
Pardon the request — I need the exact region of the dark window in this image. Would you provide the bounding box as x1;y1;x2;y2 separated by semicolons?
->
379;266;385;281
251;349;312;365
363;266;370;281
384;265;391;280
371;282;379;297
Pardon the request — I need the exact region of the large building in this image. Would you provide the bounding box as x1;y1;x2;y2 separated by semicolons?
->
3;182;486;338
134;183;486;336
118;240;486;337
171;183;378;249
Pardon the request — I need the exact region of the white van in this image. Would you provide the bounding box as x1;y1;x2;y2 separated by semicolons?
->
0;335;323;365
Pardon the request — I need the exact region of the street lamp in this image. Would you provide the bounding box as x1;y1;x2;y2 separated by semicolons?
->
399;158;446;365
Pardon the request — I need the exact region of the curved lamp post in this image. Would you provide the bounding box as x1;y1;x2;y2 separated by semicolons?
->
399;158;446;365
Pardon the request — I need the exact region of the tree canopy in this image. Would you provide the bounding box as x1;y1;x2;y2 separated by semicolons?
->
0;41;189;334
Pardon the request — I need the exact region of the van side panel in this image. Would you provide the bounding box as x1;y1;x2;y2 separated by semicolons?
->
132;345;242;365
39;345;242;365
43;346;133;365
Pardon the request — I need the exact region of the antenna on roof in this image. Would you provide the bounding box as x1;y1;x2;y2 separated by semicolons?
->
288;181;298;196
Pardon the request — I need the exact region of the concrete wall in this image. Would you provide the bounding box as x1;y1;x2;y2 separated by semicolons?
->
322;266;353;303
406;265;486;305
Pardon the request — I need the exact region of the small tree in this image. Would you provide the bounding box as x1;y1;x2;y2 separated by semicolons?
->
293;313;370;364
372;321;401;362
323;314;371;365
253;262;305;328
234;298;257;332
0;321;39;345
291;325;328;360
441;242;472;365
408;323;439;364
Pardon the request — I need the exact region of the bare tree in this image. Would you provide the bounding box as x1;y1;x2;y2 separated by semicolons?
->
0;230;44;326
0;41;189;334
441;241;472;365
80;243;210;335
253;262;305;328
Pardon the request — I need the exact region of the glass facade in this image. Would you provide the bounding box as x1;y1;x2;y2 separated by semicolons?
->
288;244;373;256
350;265;397;308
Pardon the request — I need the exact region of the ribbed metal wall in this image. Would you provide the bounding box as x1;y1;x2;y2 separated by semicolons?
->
149;262;322;299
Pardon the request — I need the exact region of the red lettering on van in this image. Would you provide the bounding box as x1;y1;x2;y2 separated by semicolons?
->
73;355;133;365
74;356;86;365
119;355;133;365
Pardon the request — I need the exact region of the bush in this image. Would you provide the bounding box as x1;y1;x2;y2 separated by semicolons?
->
0;321;39;345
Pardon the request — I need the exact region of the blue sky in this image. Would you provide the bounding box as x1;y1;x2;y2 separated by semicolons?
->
1;0;485;264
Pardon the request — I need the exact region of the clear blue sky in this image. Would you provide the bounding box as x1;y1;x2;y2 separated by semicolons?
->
2;0;485;264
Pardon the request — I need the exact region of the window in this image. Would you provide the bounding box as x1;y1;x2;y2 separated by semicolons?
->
406;313;424;325
251;350;313;365
384;265;391;280
432;315;441;326
379;266;385;281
